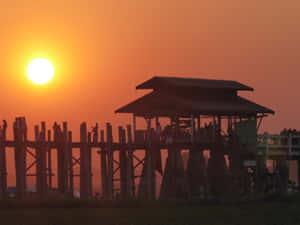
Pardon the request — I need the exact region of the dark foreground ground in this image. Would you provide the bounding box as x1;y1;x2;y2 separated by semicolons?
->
0;195;299;225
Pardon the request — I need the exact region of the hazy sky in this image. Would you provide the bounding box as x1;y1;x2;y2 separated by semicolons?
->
0;0;300;138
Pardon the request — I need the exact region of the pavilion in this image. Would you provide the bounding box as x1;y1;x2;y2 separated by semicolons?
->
116;76;274;199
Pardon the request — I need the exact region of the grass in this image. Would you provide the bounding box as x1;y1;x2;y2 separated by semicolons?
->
0;195;299;225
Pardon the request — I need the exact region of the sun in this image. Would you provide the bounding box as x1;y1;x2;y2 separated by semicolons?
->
27;58;54;85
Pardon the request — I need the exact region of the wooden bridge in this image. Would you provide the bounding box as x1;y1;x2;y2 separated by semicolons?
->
257;134;300;158
0;77;283;201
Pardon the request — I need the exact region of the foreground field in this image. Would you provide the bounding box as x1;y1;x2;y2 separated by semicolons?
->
0;196;299;225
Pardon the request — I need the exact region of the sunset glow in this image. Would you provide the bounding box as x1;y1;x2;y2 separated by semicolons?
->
27;58;54;85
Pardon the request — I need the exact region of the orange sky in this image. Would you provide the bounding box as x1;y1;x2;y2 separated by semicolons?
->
0;0;300;139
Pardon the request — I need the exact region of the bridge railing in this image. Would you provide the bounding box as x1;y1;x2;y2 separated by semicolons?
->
257;134;300;155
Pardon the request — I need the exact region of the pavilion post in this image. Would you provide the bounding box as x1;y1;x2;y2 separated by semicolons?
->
146;118;155;199
191;115;195;142
138;118;156;200
297;159;300;190
133;114;136;143
119;126;128;199
126;125;135;198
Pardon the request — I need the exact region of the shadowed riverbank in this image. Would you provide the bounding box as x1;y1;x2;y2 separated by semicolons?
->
0;194;299;225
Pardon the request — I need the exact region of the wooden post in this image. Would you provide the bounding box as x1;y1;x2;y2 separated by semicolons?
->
133;115;136;143
41;122;47;196
62;122;69;195
139;118;155;200
88;132;93;198
80;122;89;199
100;129;108;199
35;123;47;197
47;130;52;190
106;123;114;199
35;125;41;196
68;131;74;198
191;115;195;142
217;115;221;135
126;125;135;198
14;118;26;200
146;118;153;199
54;122;64;194
0;121;7;199
119;126;128;199
297;159;300;190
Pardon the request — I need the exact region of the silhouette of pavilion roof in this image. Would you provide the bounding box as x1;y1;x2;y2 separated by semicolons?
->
136;76;254;91
115;77;274;117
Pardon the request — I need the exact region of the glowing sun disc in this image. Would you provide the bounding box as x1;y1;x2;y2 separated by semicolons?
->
27;58;54;85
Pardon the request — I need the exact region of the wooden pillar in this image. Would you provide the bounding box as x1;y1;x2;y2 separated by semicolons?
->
88;132;92;198
100;130;108;199
256;155;266;195
126;125;135;198
297;159;300;190
133;115;136;143
139;118;156;200
228;116;232;133
80;122;89;199
35;125;40;194
68;131;74;197
106;123;114;199
14;118;26;200
146;118;155;200
62;122;69;195
119;126;128;199
191;115;195;142
217;115;221;135
47;130;52;190
40;122;47;195
278;159;289;195
54;123;64;194
0;121;7;199
35;123;47;198
187;149;206;197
